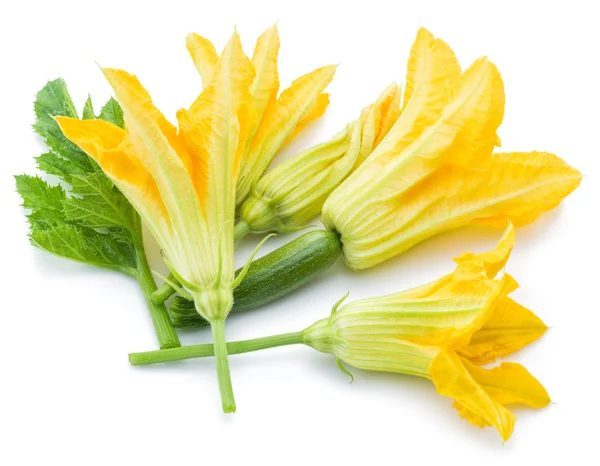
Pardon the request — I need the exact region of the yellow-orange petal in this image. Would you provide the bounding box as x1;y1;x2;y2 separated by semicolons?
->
249;24;280;133
454;222;515;278
359;83;402;162
55;117;171;236
461;358;551;409
472;151;583;228
101;67;200;233
178;30;254;213
371;28;461;167
458;296;548;364
236;64;336;207
186;33;219;87
429;351;515;441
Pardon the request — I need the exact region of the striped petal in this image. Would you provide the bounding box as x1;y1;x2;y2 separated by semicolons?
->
471;151;583;228
358;83;402;163
100;67;203;268
367;28;461;167
176;31;254;288
248;25;280;138
324;57;505;269
186;33;219;87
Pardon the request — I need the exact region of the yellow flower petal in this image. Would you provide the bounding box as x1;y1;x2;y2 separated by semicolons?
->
236;64;337;207
359;83;402;162
178;31;255;209
371;28;461;167
458;296;548;364
453;401;492;428
55;117;172;243
248;24;280;136
471;151;583;228
373;84;402;148
461;358;551;408
429;351;515;441
339;236;510;350
175;32;253;288
380;151;581;251
371;225;514;348
186;33;219;87
100;67;200;233
282;93;330;146
440;57;505;168
334;28;459;205
454;222;515;278
323;56;504;269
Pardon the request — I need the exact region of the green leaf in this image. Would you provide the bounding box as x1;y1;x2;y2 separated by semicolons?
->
98;97;125;129
32;79;95;172
15;175;67;229
63;172;135;230
34;78;78;120
30;223;136;275
35;152;88;182
82;95;95;120
27;209;65;231
17;80;140;275
15;174;65;212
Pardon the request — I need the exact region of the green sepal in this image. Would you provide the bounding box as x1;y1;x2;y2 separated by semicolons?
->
232;233;276;289
330;291;350;320
151;269;193;301
336;358;354;383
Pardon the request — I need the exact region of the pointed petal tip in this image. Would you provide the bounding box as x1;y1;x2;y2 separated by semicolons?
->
416;26;435;40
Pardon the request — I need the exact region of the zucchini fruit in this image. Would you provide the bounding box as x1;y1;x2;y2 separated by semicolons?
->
170;230;342;328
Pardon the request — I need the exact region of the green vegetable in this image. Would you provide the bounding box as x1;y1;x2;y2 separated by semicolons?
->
169;230;343;327
16;79;180;349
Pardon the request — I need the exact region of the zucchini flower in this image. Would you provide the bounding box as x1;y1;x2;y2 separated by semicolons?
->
303;223;550;441
161;27;582;327
131;224;550;441
236;83;401;237
322;28;581;269
56;32;257;412
187;25;337;209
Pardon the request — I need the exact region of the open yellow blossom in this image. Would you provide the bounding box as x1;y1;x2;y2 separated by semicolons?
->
188;25;337;208
56;32;256;412
236;83;401;237
322;28;581;270
303;223;550;441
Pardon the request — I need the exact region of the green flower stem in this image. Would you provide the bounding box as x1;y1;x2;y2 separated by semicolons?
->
132;224;181;349
151;221;251;305
211;318;236;413
234;220;250;242
129;331;305;366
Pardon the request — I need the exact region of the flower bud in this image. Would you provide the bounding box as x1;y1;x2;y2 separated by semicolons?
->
238;83;401;234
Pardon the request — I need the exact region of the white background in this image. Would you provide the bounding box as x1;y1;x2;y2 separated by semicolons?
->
1;1;599;464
